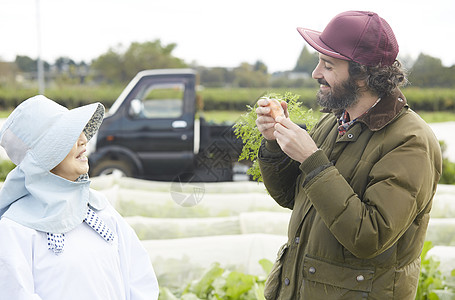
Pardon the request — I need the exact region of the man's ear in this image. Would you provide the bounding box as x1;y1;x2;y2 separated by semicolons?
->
356;79;367;89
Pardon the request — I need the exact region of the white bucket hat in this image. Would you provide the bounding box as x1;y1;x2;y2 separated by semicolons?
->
0;95;107;233
0;95;104;170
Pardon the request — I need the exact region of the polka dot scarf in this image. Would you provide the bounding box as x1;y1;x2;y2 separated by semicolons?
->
47;207;116;255
84;207;115;243
47;232;65;254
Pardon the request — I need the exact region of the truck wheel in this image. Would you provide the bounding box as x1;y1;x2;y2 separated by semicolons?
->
91;160;134;177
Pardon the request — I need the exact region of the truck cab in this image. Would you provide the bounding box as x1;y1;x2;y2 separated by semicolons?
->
88;69;244;182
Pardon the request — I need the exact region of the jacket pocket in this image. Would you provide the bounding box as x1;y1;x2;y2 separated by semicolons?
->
264;243;288;300
300;255;375;299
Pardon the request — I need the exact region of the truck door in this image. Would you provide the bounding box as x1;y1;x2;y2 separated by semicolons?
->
117;73;196;179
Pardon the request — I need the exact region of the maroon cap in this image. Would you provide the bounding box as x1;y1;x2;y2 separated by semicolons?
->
297;11;399;66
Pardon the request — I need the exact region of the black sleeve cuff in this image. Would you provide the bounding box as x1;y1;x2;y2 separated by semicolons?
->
258;139;286;162
264;139;282;153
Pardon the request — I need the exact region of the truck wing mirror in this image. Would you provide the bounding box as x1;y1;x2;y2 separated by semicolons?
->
129;99;143;118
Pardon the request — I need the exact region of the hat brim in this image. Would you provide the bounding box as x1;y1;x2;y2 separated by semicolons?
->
297;27;350;61
83;104;104;142
35;102;105;170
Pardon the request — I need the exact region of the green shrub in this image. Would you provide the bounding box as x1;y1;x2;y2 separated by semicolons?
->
439;141;455;185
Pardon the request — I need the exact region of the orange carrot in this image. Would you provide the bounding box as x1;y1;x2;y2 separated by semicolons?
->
267;98;285;119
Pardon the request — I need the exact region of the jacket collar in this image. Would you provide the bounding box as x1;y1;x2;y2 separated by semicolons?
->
324;88;407;131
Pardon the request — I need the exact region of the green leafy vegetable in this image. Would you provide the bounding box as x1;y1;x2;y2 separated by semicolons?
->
233;92;317;182
159;260;273;300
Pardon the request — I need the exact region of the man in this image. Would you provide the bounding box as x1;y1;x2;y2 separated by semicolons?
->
256;11;442;299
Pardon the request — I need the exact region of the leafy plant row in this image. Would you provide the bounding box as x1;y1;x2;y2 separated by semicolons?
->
0;86;454;112
159;259;272;300
157;241;455;300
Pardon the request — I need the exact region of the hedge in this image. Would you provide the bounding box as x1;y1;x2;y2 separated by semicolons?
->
199;87;455;112
0;86;454;112
0;85;122;110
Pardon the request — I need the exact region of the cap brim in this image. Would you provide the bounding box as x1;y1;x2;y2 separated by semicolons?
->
297;27;349;61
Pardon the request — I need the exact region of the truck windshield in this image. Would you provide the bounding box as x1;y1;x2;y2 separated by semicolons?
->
137;83;184;119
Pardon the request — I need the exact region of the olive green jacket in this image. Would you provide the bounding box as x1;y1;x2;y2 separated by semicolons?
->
258;89;442;300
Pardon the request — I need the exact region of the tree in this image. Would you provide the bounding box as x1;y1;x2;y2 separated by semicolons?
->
91;47;125;83
198;67;232;87
123;41;186;80
409;53;455;87
254;60;268;74
92;40;187;84
293;45;319;74
54;57;76;73
233;62;269;87
14;55;50;73
15;55;37;72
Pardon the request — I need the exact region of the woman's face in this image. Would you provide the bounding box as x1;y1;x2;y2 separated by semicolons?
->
51;132;89;181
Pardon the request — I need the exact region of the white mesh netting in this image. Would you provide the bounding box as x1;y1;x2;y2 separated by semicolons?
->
90;177;455;290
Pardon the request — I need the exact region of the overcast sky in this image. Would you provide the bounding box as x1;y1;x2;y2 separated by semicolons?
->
1;0;454;73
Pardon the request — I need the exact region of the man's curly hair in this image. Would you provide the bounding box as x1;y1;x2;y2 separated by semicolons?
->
348;60;408;97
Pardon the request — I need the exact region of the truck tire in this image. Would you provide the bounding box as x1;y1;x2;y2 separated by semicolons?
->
91;159;134;177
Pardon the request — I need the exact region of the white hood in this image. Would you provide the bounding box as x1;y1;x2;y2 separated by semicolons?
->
0;95;107;233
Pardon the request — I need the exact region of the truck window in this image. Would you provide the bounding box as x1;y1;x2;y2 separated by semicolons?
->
136;83;184;119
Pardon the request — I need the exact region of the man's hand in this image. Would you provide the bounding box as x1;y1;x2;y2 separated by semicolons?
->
255;98;288;140
274;116;319;163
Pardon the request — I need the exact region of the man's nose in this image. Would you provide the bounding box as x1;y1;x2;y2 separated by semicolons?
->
312;65;322;80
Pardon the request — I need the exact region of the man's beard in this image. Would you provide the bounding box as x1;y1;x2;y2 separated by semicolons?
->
316;77;360;110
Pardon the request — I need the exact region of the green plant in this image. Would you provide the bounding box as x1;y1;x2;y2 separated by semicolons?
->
439;141;455;185
159;259;272;300
233;92;317;182
416;241;455;299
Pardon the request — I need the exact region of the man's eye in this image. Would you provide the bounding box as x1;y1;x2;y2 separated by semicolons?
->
324;65;332;70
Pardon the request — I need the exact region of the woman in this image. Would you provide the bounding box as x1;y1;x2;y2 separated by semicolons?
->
0;95;159;299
